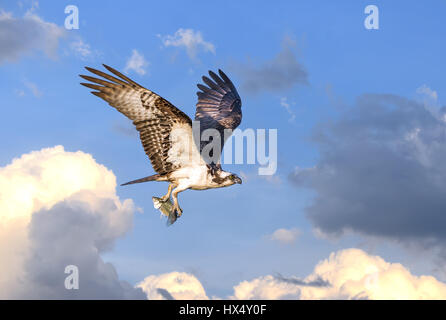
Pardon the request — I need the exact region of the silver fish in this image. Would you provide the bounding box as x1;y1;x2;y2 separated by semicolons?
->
152;197;178;225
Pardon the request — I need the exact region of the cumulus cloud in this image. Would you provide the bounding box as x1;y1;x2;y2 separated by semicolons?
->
234;37;308;94
137;272;209;300
124;49;149;75
0;10;65;64
159;28;215;60
0;146;144;299
268;228;301;244
231;248;446;300
290;94;446;249
138;249;446;300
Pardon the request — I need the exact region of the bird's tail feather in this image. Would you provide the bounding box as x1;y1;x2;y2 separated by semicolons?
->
121;174;162;186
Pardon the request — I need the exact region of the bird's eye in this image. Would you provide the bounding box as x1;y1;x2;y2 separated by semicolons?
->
229;175;234;180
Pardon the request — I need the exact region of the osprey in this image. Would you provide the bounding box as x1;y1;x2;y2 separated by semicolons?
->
80;65;242;224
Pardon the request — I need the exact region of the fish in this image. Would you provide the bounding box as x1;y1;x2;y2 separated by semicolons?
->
152;197;179;225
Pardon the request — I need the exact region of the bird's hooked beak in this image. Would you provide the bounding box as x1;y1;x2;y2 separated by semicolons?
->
234;176;242;184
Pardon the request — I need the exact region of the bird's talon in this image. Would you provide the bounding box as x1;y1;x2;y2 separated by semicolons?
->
174;207;183;217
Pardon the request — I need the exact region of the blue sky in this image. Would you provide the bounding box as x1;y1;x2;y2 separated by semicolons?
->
1;0;446;299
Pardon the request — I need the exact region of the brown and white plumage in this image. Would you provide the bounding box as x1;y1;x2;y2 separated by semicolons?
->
80;65;242;224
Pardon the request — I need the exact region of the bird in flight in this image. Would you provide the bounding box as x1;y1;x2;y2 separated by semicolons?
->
80;65;242;224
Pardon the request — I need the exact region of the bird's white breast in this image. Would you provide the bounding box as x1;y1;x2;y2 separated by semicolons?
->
170;165;214;190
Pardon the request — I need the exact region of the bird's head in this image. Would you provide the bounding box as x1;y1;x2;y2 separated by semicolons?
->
227;173;243;185
212;170;242;187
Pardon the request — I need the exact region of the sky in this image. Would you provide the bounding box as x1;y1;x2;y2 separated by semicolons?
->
1;0;446;299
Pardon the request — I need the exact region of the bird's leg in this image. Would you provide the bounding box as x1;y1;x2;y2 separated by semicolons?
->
160;183;175;202
171;187;186;217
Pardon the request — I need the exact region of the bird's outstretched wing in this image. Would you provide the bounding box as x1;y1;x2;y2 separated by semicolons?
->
195;70;242;165
80;65;201;175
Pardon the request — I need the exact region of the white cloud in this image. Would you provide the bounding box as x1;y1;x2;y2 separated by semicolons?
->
124;49;149;75
137;272;209;300
416;84;438;102
280;97;296;122
231;248;446;300
136;249;446;300
14;80;42;97
0;7;94;64
0;10;65;64
0;146;144;299
231;275;302;299
70;39;92;59
23;79;42;97
159;28;215;59
268;228;300;244
28;0;39;13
